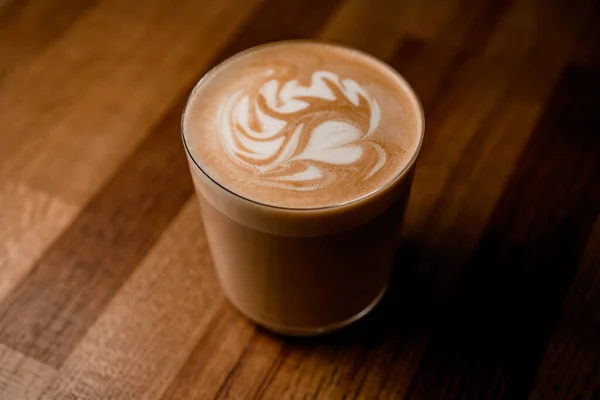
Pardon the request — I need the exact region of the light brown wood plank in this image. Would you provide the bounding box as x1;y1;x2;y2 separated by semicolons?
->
0;180;77;302
38;200;225;400
0;344;56;400
0;0;264;204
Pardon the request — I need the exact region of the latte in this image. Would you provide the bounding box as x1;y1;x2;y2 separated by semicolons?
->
182;41;424;334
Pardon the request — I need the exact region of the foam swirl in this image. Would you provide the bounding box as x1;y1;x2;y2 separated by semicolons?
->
218;69;386;190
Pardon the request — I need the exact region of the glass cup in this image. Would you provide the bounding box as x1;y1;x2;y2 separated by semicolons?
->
182;41;424;336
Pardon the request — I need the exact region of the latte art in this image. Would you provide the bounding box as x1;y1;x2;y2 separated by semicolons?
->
184;41;423;209
218;70;386;190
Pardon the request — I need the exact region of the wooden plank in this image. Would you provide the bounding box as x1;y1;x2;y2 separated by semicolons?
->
0;180;77;302
0;0;101;82
389;37;461;112
0;93;195;369
405;66;600;399
485;0;595;63
38;200;225;400
252;331;427;400
572;3;600;69
213;334;284;400
401;0;463;40
159;304;257;400
397;0;591;271
400;47;523;238
0;344;56;400
438;0;511;51
406;52;568;295
527;217;600;399
0;0;263;204
396;5;599;397
318;0;415;60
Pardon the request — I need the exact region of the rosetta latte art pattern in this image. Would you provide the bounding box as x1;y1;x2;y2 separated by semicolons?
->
218;69;387;191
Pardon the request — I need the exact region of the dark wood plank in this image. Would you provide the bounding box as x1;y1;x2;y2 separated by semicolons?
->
405;66;600;400
410;52;570;296
572;1;600;70
160;304;257;400
0;96;193;369
0;0;101;81
213;332;284;400
440;0;512;52
318;0;418;60
528;214;600;400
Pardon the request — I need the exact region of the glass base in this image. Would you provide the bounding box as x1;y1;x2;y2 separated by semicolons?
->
230;285;388;337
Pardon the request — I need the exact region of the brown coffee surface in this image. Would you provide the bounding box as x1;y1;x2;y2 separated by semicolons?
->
184;41;423;209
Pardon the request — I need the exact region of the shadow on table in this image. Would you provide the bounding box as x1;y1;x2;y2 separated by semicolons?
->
260;236;449;346
264;233;564;378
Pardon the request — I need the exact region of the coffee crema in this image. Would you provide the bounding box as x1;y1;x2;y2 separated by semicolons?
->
184;41;422;209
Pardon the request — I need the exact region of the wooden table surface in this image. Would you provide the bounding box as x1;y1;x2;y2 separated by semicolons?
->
1;0;600;399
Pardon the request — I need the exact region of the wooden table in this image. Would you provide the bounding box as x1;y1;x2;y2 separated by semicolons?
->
1;0;599;398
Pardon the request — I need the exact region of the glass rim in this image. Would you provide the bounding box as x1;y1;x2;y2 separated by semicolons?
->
181;39;425;212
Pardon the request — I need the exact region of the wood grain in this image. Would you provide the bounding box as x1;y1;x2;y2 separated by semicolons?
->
0;180;77;302
39;200;223;399
529;217;600;399
0;0;100;83
0;0;264;203
1;0;600;398
0;344;56;400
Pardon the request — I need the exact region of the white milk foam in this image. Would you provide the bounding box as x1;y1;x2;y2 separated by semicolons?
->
184;42;422;208
219;70;384;190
